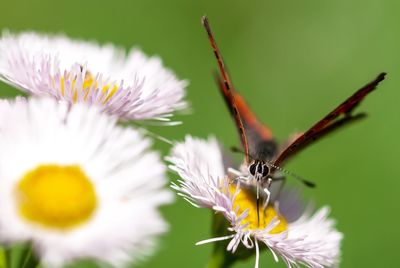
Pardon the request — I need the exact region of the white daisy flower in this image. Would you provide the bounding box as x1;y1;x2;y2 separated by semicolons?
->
167;136;343;268
0;31;188;123
0;97;173;267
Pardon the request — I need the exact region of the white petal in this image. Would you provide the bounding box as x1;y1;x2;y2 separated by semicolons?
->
258;206;343;268
0;97;173;267
0;31;188;122
167;136;229;208
168;136;343;268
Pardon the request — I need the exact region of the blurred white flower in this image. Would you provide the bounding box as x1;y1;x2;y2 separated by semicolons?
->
168;136;342;268
0;97;173;267
0;31;188;123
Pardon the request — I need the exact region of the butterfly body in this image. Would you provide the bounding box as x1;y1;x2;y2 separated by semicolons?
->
246;139;279;183
202;16;386;193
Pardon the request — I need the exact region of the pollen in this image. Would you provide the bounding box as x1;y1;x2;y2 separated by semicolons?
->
230;185;287;233
56;70;118;103
15;164;97;229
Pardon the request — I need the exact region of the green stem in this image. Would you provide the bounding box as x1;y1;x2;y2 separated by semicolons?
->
0;247;7;268
20;247;32;268
10;244;39;268
205;245;235;268
205;213;238;268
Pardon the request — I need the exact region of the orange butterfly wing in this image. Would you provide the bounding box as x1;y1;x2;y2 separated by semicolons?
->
215;74;277;161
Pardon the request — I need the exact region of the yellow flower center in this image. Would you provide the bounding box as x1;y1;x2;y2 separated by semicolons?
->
229;185;287;233
54;70;118;103
15;164;97;230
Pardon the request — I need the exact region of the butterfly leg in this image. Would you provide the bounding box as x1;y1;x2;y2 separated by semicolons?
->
227;167;252;185
262;177;273;208
256;177;273;227
256;179;261;226
227;167;243;177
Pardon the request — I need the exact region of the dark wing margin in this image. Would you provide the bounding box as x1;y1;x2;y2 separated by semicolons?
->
202;16;250;164
273;72;386;167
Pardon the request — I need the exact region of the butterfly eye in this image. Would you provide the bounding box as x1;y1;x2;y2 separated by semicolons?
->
262;165;269;177
249;163;257;176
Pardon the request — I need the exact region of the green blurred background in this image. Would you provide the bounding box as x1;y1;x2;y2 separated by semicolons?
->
0;0;399;267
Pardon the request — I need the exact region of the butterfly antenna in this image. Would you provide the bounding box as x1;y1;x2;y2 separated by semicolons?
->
230;145;314;187
230;146;245;154
267;161;316;188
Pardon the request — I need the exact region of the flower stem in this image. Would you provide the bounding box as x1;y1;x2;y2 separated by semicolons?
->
8;244;39;268
206;213;237;268
21;247;33;268
206;245;235;268
0;247;7;268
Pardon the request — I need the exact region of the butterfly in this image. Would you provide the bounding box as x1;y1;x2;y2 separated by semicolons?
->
201;16;386;212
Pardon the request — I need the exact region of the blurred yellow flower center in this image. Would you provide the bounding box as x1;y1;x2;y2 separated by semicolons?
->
229;185;287;233
15;164;97;229
55;70;118;103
